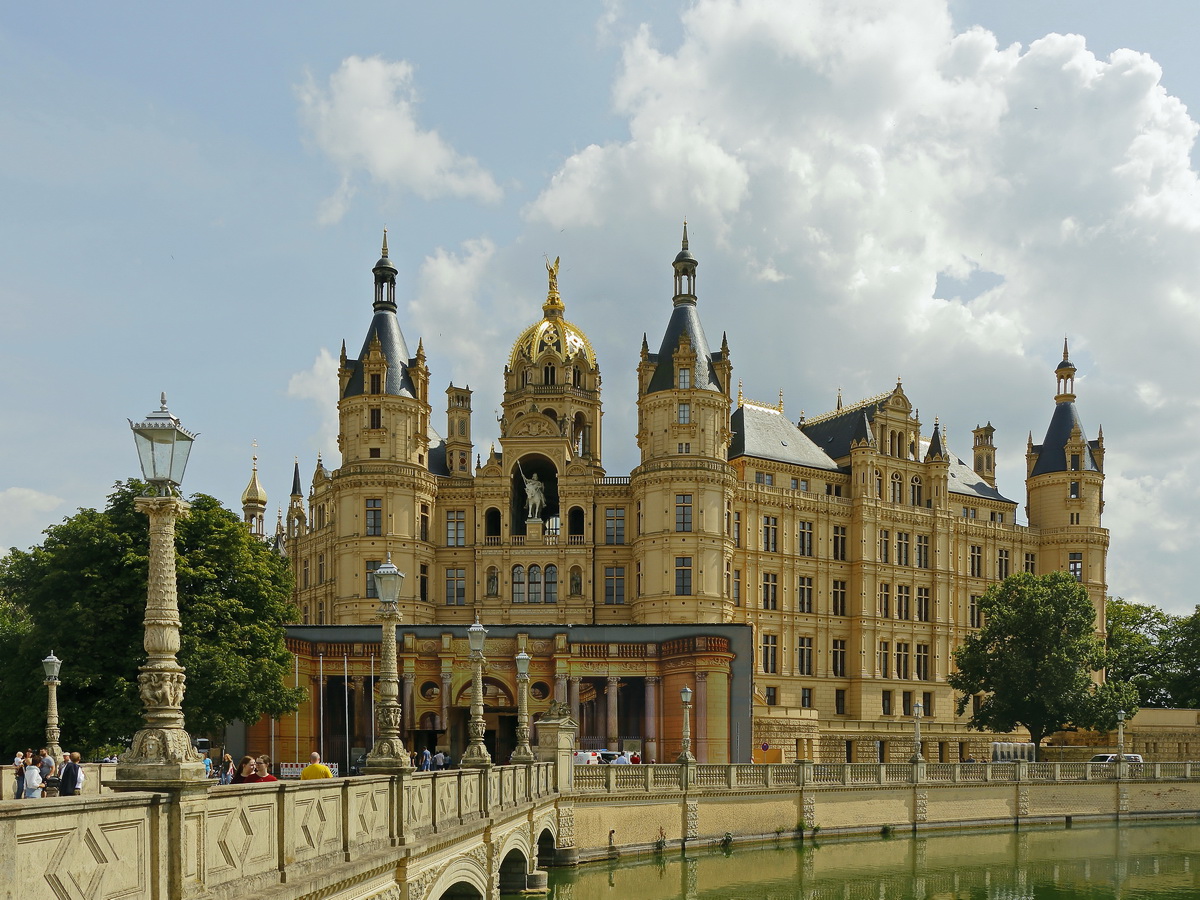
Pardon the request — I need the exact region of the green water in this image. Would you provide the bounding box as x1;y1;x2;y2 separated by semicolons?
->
540;820;1200;899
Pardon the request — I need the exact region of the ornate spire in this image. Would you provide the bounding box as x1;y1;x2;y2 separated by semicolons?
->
543;255;564;318
290;458;302;497
381;227;389;258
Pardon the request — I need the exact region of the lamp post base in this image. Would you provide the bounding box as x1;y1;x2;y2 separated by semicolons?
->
460;744;493;768
365;737;413;775
114;726;207;786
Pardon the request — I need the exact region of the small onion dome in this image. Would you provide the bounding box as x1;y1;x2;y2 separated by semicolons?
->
242;457;268;506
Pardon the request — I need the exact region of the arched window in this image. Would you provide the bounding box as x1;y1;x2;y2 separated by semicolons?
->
568;506;585;537
910;476;923;507
484;507;501;539
543;365;556;385
512;566;526;603
875;469;883;499
890;472;903;503
529;565;543;604
317;601;325;625
573;367;582;387
544;565;558;603
302;603;310;625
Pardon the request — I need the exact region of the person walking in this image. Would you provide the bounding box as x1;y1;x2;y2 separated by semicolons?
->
301;752;333;780
218;753;236;785
58;752;82;797
420;747;432;771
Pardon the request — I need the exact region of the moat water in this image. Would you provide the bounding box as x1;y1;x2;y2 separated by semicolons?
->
529;820;1200;899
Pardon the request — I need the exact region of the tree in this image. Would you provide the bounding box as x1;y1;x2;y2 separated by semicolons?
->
1159;609;1200;709
949;571;1136;758
1104;596;1177;707
0;480;303;753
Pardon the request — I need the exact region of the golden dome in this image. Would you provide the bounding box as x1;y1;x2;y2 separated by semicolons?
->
241;456;268;506
507;258;597;368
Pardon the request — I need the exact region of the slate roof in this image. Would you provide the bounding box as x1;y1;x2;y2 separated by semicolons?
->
341;310;417;399
799;395;888;461
645;300;722;394
729;404;841;471
945;452;1014;503
1030;400;1100;476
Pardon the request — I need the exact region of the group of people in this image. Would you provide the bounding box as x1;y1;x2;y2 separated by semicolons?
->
608;751;642;765
211;750;334;784
12;748;86;799
415;747;451;770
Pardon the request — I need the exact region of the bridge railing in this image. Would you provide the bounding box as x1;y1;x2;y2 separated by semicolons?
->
568;760;1200;794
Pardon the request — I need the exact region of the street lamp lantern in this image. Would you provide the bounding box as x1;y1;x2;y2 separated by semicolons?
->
365;553;410;773
461;615;493;768
512;650;535;763
42;651;62;682
910;700;924;763
129;394;197;495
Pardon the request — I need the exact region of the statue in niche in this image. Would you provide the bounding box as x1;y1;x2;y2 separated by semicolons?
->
570;568;582;595
487;568;499;596
518;461;547;519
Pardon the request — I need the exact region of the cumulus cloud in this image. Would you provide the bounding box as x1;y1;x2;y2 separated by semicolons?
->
287;349;340;457
298;55;502;222
519;0;1200;612
0;487;65;551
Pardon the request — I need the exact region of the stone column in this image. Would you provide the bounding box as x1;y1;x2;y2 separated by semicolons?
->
440;670;452;732
568;676;581;726
606;675;620;750
402;673;415;733
555;673;567;703
695;672;708;763
644;676;660;763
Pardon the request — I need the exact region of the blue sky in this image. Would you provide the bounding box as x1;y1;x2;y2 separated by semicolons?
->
3;1;1199;616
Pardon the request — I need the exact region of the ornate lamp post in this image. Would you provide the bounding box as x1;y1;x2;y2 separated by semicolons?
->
511;650;535;763
461;616;492;768
1117;708;1126;770
42;652;64;763
910;700;924;763
118;394;206;785
366;555;410;773
677;684;695;764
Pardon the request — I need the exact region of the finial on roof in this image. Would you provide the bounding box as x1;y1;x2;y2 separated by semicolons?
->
779;388;784;412
737;380;744;407
381;227;389;258
681;219;689;251
1063;336;1069;360
836;388;843;411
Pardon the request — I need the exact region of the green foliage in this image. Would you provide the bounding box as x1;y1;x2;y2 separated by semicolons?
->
1104;597;1177;707
1159;610;1200;709
0;480;303;754
948;572;1124;756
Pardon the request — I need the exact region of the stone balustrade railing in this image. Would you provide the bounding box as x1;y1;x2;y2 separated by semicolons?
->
571;760;1200;794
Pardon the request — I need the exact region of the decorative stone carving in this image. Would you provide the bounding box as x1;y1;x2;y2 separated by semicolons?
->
803;795;816;827
1018;786;1030;817
407;867;439;900
685;800;698;839
556;804;576;848
915;790;928;823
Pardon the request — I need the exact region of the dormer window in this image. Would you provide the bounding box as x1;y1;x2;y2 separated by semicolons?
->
370;373;381;394
1070;453;1080;470
678;368;691;389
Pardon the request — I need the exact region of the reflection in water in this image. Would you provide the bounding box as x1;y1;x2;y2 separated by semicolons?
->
536;821;1200;900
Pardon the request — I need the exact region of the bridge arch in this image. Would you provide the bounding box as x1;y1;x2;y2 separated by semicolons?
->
424;856;489;900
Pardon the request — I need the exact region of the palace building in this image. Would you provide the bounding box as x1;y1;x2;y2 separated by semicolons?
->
244;228;1108;770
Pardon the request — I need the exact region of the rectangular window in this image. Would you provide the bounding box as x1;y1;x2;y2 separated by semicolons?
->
791;477;799;490
675;494;693;532
832;639;847;677
916;534;930;569
365;559;381;598
835;689;847;715
369;373;381;394
796;576;813;613
916;586;931;622
419;505;429;542
895;642;910;680
878;582;890;618
365;498;383;536
916;644;931;681
797;521;813;556
678;368;691;389
801;687;813;708
677;442;690;454
878;529;889;563
761;572;778;610
317;554;325;584
677;402;691;424
832;580;847;616
879;640;890;678
799;479;810;492
765;686;777;706
991;511;1005;523
1070;481;1080;499
833;525;848;561
882;690;893;716
302;558;310;589
896;585;911;620
369;407;382;430
733;569;741;606
1024;553;1037;574
761;634;778;673
1069;552;1083;581
445;568;466;606
902;690;913;716
963;507;977;519
1071;452;1080;471
446;509;466;546
754;471;774;486
998;549;1010;579
896;532;910;566
675;557;693;595
923;691;934;717
419;564;428;602
762;515;778;552
797;636;814;675
733;512;742;547
970;545;983;578
969;595;981;628
605;507;626;545
826;483;842;496
604;566;625;605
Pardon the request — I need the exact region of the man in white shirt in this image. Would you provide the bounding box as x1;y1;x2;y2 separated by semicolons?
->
612;751;631;765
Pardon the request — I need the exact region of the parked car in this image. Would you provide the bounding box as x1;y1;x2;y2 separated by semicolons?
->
573;751;600;764
1088;753;1143;763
